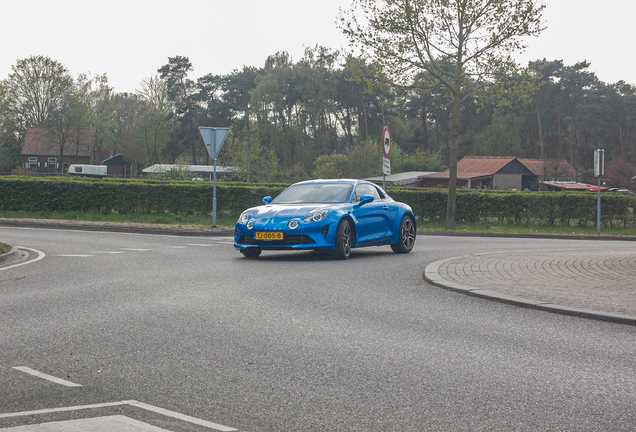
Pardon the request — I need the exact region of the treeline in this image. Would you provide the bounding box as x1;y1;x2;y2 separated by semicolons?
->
1;50;635;183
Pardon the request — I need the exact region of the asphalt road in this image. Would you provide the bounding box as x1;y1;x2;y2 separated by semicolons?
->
0;226;634;431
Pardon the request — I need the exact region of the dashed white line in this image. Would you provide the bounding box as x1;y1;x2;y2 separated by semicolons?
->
12;366;82;387
119;248;152;251
53;254;94;257
188;244;217;247
89;251;126;254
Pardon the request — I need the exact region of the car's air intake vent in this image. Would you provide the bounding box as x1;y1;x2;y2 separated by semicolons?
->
237;235;316;246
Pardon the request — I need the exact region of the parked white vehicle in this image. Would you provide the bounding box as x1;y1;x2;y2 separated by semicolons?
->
68;164;107;178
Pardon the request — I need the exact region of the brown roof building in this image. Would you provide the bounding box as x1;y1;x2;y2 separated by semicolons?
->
419;156;576;190
21;127;97;173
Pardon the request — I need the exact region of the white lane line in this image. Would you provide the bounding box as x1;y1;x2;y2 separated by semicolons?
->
12;366;82;387
188;244;216;247
123;400;238;432
168;246;186;249
119;248;152;251
0;247;45;272
0;401;238;431
0;415;171;431
53;254;94;257
0;402;125;419
89;251;126;254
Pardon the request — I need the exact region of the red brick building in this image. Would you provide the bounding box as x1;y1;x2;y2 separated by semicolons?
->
20;127;99;173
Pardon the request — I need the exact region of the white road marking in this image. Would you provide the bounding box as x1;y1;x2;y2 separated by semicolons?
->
53;254;94;257
168;246;186;249
124;400;238;431
0;247;45;272
188;243;216;247
0;402;126;419
0;415;171;431
89;251;126;254
119;248;152;251
0;400;238;431
12;366;82;387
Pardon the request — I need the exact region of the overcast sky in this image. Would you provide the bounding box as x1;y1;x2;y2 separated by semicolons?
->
2;0;634;94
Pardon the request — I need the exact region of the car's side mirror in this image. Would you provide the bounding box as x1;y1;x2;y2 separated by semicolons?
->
358;195;374;206
263;196;272;204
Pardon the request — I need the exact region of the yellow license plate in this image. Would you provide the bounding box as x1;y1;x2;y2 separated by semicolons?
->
255;232;283;241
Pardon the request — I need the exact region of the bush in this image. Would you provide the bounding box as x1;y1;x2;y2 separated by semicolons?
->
1;176;634;227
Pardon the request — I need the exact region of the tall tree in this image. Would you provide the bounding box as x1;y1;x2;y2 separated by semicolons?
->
158;56;199;163
0;56;74;132
341;0;544;228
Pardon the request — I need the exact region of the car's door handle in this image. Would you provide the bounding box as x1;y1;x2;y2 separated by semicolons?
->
383;206;389;210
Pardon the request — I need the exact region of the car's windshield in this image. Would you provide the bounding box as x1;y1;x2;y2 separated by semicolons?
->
271;183;353;204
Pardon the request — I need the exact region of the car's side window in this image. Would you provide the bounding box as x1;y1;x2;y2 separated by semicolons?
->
353;184;382;202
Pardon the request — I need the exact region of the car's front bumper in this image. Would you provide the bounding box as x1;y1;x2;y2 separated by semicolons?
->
234;220;337;251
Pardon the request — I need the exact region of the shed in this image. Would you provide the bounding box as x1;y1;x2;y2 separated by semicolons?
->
102;154;140;178
142;164;238;180
419;157;534;190
365;171;437;187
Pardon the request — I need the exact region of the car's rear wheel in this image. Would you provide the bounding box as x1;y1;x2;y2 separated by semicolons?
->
391;215;416;254
241;248;262;258
333;219;352;260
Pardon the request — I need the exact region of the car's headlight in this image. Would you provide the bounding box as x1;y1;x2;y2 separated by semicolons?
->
238;211;251;223
304;209;329;223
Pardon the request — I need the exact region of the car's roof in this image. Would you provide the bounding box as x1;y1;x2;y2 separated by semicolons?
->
292;179;370;186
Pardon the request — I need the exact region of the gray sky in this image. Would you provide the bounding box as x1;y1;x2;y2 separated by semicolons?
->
2;0;634;93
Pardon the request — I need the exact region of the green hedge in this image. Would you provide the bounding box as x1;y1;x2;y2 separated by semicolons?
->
386;188;636;227
1;176;634;227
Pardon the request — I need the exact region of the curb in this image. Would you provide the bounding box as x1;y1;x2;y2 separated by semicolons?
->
0;246;20;264
423;256;636;326
0;219;233;237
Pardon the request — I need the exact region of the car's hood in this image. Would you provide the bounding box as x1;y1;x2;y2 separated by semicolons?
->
250;204;337;219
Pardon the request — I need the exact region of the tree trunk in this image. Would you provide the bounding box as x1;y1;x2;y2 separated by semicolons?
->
535;101;544;158
445;89;461;229
421;108;429;151
569;110;577;166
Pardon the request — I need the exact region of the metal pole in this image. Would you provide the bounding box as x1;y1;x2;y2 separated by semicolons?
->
597;175;601;235
213;158;217;227
383;173;386;191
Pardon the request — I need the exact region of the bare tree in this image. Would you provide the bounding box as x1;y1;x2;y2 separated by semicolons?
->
341;0;545;228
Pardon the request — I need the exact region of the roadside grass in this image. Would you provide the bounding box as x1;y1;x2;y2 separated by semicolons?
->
0;242;10;254
1;210;635;239
0;210;239;228
416;219;636;238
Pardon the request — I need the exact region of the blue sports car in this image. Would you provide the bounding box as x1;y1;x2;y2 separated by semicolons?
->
234;179;416;259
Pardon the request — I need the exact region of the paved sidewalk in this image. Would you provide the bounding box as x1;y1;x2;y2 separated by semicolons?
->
425;249;636;325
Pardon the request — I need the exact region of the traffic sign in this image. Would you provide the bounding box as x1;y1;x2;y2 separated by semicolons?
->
382;126;391;158
198;126;230;228
594;149;604;177
383;157;391;175
199;127;229;160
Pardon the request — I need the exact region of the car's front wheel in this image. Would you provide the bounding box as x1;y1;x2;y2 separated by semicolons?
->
333;219;353;260
241;248;262;258
391;215;416;254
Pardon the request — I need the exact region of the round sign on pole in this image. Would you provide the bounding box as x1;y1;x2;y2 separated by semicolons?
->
382;126;391;158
